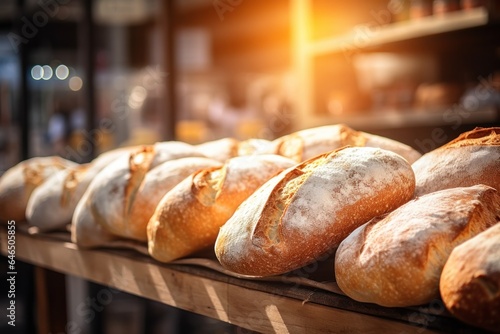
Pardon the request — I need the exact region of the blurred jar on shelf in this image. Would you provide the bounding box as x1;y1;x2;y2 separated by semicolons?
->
433;0;459;16
410;0;433;19
460;0;486;10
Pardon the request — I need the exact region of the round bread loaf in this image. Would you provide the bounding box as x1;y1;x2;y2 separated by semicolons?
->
412;127;500;196
267;124;422;163
0;156;77;222
440;222;500;332
147;154;296;263
335;185;500;307
215;146;415;277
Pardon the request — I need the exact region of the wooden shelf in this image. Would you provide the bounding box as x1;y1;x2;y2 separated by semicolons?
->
307;7;492;56
1;227;490;333
307;107;499;131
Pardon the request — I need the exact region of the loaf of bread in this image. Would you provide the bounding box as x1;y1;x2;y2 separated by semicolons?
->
440;222;500;332
215;147;415;277
71;186;121;248
26;164;90;231
195;137;272;162
335;185;500;307
413;127;500;196
26;146;139;231
71;142;206;247
267;124;422;163
148;154;296;263
108;157;221;241
0;156;77;222
195;138;240;162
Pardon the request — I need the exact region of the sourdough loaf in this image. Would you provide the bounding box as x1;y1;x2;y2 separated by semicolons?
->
267;124;422;163
147;154;296;263
335;185;500;307
440;222;500;332
413;127;500;196
0;156;77;222
215;147;415;277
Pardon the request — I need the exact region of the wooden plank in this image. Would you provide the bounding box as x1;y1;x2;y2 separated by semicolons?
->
311;107;498;131
0;230;444;334
307;7;490;56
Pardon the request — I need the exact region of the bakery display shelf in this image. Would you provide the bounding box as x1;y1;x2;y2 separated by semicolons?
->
307;6;493;56
0;227;488;334
306;107;498;131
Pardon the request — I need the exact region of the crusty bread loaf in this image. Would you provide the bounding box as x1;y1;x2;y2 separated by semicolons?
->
267;124;422;163
195;137;272;162
413;127;500;196
147;154;296;263
116;157;221;241
215;147;415;277
150;141;205;167
440;222;500;332
26;164;90;231
71;142;206;247
335;185;500;307
26;146;139;231
71;187;120;247
0;156;77;222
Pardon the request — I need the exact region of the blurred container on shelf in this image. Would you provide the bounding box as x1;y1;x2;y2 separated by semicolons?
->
410;0;433;19
414;82;464;111
433;0;460;16
388;0;411;22
460;0;486;10
176;120;209;144
460;71;500;111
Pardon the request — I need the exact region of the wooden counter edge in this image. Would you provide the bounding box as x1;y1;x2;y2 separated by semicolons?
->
0;229;444;334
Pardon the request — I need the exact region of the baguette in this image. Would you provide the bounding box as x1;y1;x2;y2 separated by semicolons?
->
0;156;77;222
215;146;415;277
268;124;422;163
413;127;500;196
148;154;296;263
335;185;500;307
440;222;500;332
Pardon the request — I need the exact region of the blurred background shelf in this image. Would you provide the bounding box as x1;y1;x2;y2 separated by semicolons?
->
307;6;493;56
292;0;500;147
307;107;498;131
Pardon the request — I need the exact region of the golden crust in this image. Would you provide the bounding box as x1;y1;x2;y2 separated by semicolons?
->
215;146;416;277
413;127;500;196
147;155;296;263
440;222;500;332
335;185;500;307
127;157;222;241
269;124;421;163
443;127;500;148
0;156;76;222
